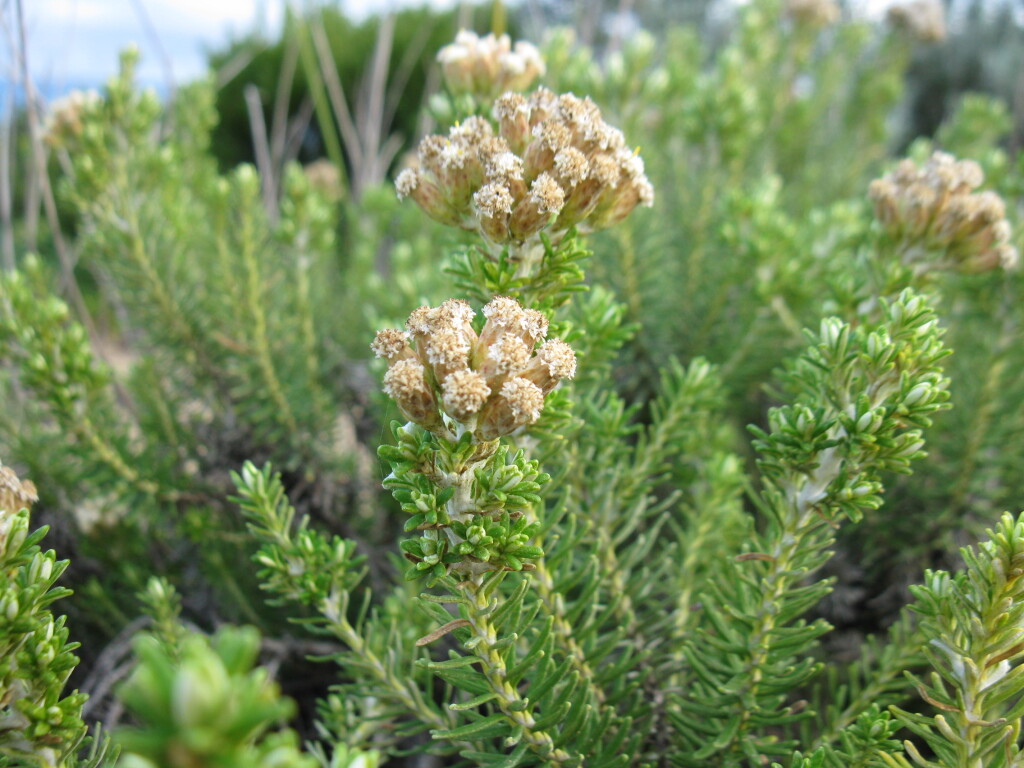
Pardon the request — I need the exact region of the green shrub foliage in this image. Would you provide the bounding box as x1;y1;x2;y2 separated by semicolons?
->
2;1;1024;766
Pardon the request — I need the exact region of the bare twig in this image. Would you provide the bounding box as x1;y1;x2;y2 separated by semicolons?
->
244;84;278;221
283;97;315;166
416;65;442;139
12;0;97;340
376;133;404;179
1;89;15;270
80;616;151;717
294;14;346;177
359;13;395;187
270;37;299;173
215;43;261;90
310;19;363;170
1012;61;1024;155
577;0;601;47
381;14;438;135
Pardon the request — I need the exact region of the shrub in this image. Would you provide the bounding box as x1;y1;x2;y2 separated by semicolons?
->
2;2;1024;766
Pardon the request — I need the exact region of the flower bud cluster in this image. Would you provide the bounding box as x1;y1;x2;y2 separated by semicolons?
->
396;89;653;246
302;159;344;202
437;29;545;100
42;89;101;147
869;152;1019;272
373;297;576;440
0;463;38;515
785;0;840;28
887;0;947;42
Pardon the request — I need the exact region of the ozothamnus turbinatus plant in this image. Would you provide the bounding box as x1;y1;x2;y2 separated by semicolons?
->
3;4;1024;767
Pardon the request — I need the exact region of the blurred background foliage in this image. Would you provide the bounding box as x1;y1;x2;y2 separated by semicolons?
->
201;0;1024;178
207;5;482;172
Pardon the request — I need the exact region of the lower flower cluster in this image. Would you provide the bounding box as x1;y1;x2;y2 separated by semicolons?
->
372;296;568;580
868;151;1019;272
372;296;576;440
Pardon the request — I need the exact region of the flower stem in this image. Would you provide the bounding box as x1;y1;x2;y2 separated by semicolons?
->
459;571;578;764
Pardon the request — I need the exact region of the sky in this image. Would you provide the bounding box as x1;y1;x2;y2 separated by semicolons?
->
5;0;456;101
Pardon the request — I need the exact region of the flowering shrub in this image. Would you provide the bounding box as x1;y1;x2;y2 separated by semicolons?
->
869;151;1018;273
2;2;1024;767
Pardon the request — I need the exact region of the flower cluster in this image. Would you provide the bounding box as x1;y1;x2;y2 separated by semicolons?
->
0;462;38;516
302;159;344;202
42;89;101;147
372;297;576;441
869;152;1019;272
784;0;840;28
396;90;654;247
886;0;946;42
437;29;545;100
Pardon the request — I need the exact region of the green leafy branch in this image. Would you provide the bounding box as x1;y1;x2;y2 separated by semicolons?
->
0;473;113;768
231;462;458;748
884;512;1024;768
446;232;590;311
673;289;951;766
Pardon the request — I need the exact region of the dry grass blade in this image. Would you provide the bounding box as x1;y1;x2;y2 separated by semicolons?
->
244;84;278;220
270;38;300;172
1;91;15;271
357;12;396;188
310;18;364;172
11;0;97;341
381;14;438;137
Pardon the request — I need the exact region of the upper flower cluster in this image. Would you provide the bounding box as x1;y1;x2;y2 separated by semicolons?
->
784;0;840;28
886;0;947;42
42;89;101;147
782;0;839;27
372;297;576;441
396;90;654;246
437;30;545;100
869;152;1019;273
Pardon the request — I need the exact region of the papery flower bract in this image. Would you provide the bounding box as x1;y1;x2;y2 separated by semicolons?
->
397;89;654;247
373;297;575;440
869;151;1019;273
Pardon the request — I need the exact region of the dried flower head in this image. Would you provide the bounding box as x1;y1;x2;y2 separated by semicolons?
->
371;329;414;364
784;0;840;27
383;359;442;430
0;462;38;514
437;29;545;100
398;89;653;246
43;89;101;146
374;297;575;439
869;151;1019;273
887;0;946;42
442;369;492;421
476;378;546;441
303;159;344;202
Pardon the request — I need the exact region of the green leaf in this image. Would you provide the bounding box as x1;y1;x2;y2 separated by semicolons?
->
432;713;512;741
